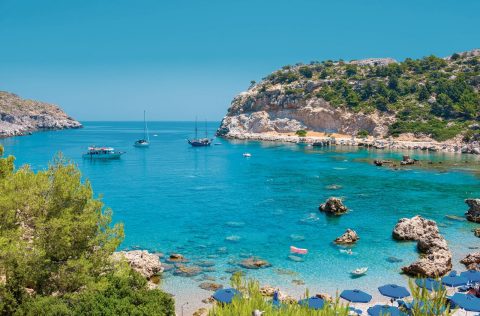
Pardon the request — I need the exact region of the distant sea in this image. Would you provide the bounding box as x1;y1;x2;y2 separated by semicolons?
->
1;121;479;307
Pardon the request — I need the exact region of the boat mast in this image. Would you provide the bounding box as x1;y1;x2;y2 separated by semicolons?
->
205;119;208;138
144;110;149;142
195;116;198;139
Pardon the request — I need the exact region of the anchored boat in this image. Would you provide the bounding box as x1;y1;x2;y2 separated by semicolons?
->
187;118;212;147
82;147;125;159
134;110;150;147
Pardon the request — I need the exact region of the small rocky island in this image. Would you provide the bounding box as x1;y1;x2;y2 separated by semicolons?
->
0;91;81;137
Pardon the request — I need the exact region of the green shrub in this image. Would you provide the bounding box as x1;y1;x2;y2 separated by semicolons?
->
296;130;308;137
357;129;369;138
0;149;175;315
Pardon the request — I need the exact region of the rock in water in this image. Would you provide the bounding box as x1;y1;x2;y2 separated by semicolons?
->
465;199;480;223
0;91;82;137
392;216;439;240
474;228;480;238
198;282;223;291
240;257;271;269
111;250;163;279
319;197;348;215
334;229;359;244
460;252;480;271
392;216;452;277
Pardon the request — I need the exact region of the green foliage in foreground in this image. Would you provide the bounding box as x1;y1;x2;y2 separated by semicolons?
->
210;273;457;316
0;146;175;315
209;273;350;316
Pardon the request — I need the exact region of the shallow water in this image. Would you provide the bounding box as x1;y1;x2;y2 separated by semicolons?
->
1;121;479;304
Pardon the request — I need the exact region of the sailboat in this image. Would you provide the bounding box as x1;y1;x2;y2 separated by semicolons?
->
187;118;212;147
134;110;150;147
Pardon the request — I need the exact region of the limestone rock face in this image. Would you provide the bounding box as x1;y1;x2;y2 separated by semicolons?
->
334;229;359;244
112;250;163;279
460;252;480;271
392;216;439;240
0;91;81;137
392;216;452;277
319;197;348;215
465;199;480;223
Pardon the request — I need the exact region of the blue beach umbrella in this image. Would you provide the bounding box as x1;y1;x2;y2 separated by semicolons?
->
212;288;241;304
341;289;372;303
460;270;480;282
378;284;410;299
298;296;325;310
442;274;468;287
367;305;402;316
415;278;445;291
449;293;480;312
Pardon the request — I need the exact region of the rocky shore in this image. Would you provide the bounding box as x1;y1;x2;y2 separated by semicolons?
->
220;131;480;155
0;91;81;137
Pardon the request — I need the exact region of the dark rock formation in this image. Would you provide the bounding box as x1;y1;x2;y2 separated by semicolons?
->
465;199;480;223
319;197;348;215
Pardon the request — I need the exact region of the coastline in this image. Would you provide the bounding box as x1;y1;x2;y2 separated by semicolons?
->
221;131;480;155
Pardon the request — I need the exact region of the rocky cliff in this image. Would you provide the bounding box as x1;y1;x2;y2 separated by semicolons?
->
0;91;81;137
218;49;480;142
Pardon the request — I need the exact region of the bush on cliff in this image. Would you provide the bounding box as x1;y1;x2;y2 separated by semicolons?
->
0;146;174;315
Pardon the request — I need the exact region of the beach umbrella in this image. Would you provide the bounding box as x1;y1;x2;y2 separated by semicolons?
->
378;284;410;299
212;288;241;304
449;293;480;312
441;274;468;287
340;289;372;303
298;296;325;310
367;305;402;316
460;270;480;282
415;278;445;291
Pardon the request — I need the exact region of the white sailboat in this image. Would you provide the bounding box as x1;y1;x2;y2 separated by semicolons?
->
134;110;150;147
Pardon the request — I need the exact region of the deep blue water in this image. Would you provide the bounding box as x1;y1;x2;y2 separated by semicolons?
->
1;121;479;296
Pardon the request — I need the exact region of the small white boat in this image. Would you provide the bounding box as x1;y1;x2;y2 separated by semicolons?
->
351;267;368;276
243;153;252;157
82;147;125;159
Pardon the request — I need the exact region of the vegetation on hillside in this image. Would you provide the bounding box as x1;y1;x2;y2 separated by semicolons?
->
259;50;480;141
0;146;174;315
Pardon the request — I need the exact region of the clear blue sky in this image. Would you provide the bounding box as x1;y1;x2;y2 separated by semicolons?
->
0;0;479;121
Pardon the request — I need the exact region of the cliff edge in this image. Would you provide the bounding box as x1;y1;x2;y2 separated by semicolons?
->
218;49;480;144
0;91;82;137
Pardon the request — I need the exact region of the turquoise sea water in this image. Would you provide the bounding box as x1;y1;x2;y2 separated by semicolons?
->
1;121;479;299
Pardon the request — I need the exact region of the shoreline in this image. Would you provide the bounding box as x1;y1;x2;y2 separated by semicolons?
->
221;132;480;155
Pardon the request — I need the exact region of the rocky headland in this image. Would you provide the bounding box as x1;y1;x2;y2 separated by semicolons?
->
0;91;81;137
217;49;480;154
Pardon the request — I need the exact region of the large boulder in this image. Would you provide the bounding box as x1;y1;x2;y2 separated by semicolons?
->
460;252;480;271
111;250;163;279
465;199;480;223
392;216;452;277
334;229;359;244
392;216;439;240
319;197;348;215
